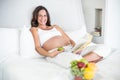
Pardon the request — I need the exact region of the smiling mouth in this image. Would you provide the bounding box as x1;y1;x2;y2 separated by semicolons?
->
40;20;46;24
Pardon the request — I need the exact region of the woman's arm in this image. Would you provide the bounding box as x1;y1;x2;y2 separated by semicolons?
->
30;27;63;58
54;25;75;47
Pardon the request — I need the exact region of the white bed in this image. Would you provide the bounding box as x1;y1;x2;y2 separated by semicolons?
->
0;26;120;80
1;57;72;80
0;25;86;80
0;48;120;80
94;49;120;80
0;0;120;80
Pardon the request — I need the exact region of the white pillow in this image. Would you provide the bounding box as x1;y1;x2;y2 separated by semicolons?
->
0;28;19;63
20;26;43;59
65;25;87;43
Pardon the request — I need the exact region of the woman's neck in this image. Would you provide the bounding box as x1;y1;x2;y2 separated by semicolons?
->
38;25;53;30
38;25;47;29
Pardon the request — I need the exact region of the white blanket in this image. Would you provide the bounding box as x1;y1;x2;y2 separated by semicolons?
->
0;56;73;80
0;49;120;80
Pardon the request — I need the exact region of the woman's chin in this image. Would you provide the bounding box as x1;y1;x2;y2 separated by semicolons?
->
40;23;46;26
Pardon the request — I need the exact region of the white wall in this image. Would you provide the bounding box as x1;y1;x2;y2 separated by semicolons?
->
0;0;85;30
81;0;105;33
105;0;120;49
81;0;105;44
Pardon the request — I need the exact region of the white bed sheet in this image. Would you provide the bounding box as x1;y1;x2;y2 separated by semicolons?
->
94;49;120;80
0;49;120;80
0;56;72;80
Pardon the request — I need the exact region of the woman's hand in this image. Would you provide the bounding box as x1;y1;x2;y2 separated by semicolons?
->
70;39;75;47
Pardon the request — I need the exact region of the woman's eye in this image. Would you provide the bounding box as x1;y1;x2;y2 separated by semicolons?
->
38;15;47;17
44;15;47;17
39;15;42;17
38;15;42;17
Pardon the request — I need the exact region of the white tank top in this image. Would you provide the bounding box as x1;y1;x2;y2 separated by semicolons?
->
38;27;62;46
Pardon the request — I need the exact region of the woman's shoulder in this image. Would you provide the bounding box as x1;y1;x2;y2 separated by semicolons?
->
52;25;61;29
30;27;38;32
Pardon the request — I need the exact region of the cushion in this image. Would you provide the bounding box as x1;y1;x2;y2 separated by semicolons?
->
20;26;43;59
0;28;19;63
65;25;87;43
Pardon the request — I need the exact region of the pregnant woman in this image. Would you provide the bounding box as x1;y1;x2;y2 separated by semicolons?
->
30;5;103;64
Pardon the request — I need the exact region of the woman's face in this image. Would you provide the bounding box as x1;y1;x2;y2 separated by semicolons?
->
38;9;47;26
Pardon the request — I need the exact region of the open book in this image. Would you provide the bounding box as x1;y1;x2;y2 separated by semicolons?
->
72;33;93;54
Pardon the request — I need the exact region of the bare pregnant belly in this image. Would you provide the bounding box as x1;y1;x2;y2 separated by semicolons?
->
42;36;69;51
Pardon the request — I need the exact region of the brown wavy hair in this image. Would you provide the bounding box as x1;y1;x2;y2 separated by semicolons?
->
31;5;51;27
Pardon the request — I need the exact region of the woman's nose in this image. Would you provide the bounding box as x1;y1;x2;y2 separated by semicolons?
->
41;16;44;19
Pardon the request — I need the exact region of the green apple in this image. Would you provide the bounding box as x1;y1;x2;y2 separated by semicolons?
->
80;58;88;64
57;47;64;51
